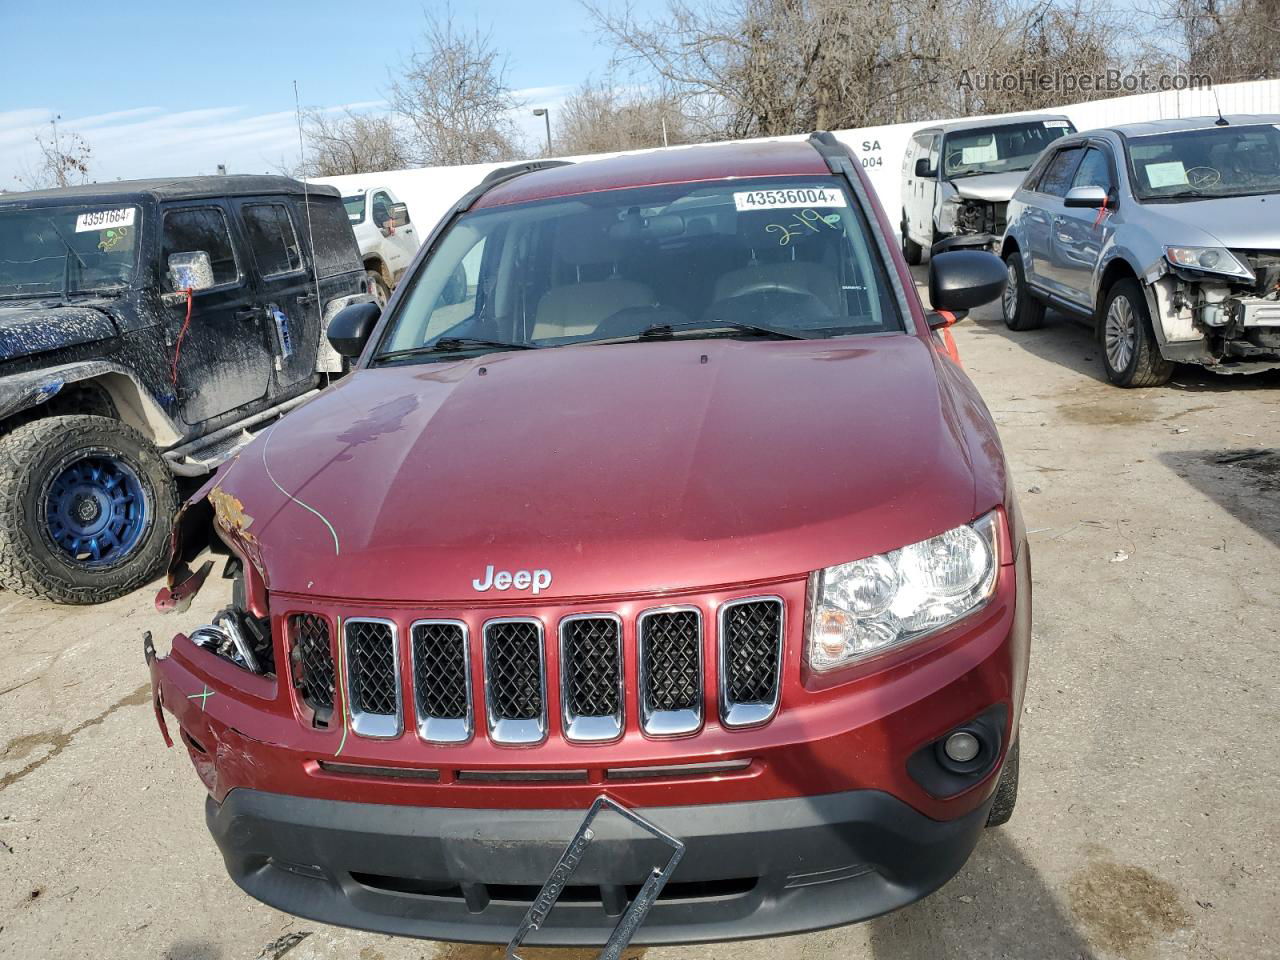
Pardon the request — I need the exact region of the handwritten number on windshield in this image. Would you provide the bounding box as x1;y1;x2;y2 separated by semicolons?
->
765;208;843;246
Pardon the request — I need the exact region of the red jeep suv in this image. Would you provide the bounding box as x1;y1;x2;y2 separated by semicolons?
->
148;134;1030;948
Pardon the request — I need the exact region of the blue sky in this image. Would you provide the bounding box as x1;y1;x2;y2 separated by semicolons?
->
0;0;663;187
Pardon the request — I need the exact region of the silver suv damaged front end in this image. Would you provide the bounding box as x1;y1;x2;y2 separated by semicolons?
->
1147;246;1280;368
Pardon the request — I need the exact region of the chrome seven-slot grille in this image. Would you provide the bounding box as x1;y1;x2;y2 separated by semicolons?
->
285;597;783;745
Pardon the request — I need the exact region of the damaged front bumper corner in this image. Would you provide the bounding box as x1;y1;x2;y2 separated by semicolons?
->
145;628;282;799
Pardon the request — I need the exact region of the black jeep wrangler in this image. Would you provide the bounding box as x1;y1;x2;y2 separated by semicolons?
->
0;176;366;603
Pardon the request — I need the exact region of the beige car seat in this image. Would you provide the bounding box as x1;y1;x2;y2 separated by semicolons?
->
532;224;655;339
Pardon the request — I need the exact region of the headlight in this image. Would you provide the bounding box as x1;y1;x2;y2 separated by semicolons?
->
936;194;963;231
1165;246;1253;281
807;512;1000;672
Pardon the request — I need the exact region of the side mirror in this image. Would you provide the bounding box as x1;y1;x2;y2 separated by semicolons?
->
390;202;410;227
441;263;467;305
167;251;215;292
1064;185;1109;208
327;301;381;359
929;250;1006;314
914;157;936;179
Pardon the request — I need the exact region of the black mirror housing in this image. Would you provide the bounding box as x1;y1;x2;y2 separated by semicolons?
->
327;301;381;359
927;310;966;328
914;157;936;179
928;250;1007;313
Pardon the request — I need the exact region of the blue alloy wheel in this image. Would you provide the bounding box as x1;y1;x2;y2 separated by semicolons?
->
43;453;149;567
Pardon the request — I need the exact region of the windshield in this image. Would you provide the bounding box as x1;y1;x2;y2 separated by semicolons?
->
343;194;366;223
1124;123;1280;200
943;120;1074;179
0;203;141;298
375;177;900;361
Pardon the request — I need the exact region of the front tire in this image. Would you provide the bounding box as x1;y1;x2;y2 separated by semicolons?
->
986;739;1020;827
0;416;177;604
1101;280;1173;387
1002;252;1045;331
366;270;390;308
901;214;923;266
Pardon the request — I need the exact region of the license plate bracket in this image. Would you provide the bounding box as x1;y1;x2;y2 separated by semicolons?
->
505;794;686;960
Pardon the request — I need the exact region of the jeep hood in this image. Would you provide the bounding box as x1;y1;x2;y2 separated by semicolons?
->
949;171;1027;203
205;336;988;602
1138;193;1279;250
0;302;119;362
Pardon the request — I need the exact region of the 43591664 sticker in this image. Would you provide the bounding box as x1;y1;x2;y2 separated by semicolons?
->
74;208;136;233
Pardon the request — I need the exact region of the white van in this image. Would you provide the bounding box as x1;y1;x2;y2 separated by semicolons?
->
900;114;1075;263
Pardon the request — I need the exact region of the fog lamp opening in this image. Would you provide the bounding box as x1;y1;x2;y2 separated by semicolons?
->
943;730;981;763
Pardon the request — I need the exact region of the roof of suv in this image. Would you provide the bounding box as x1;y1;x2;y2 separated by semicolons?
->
917;114;1072;135
473;140;831;209
1108;114;1280;137
0;175;339;205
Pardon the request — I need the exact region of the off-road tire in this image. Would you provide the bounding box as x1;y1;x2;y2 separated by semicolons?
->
1101;279;1174;387
1002;252;1046;331
986;739;1020;827
901;215;923;266
0;415;177;604
366;270;391;308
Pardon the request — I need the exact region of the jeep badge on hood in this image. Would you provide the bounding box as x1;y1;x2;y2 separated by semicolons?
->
472;565;553;594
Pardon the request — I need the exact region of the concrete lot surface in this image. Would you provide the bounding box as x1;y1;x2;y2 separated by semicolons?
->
2;274;1277;960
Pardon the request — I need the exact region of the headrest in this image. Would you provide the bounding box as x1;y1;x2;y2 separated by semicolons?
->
556;215;620;266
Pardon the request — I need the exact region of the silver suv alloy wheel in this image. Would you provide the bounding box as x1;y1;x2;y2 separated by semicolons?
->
1002;261;1019;323
1104;295;1137;374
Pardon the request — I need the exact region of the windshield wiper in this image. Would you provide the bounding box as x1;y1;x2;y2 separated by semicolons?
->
1152;189;1218;200
374;336;537;362
626;320;812;342
44;217;86;297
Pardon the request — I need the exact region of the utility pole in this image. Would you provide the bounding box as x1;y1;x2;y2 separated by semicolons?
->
532;108;552;155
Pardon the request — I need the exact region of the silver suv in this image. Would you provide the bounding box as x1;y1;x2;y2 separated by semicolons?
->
1000;116;1280;386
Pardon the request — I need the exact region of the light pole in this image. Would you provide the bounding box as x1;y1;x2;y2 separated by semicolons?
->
532;108;552;155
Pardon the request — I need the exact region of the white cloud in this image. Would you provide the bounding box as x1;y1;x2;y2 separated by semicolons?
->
0;101;390;188
0;91;577;188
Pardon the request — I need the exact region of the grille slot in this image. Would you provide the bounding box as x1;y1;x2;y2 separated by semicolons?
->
483;618;546;744
718;597;784;728
637;607;702;736
559;614;623;742
345;618;402;739
288;613;335;724
410;620;472;743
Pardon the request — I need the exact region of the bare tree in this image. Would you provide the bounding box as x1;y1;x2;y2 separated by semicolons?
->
17;118;92;190
300;108;411;176
389;8;525;165
585;0;1152;136
555;77;692;154
960;0;1140;114
1153;0;1279;83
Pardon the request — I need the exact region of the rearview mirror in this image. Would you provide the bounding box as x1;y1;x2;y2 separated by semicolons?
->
1064;185;1108;208
929;250;1006;314
327;301;381;359
914;157;936;179
167;251;214;292
390;202;411;227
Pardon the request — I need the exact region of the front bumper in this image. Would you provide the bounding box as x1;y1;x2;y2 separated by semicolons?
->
209;785;994;946
931;233;1000;256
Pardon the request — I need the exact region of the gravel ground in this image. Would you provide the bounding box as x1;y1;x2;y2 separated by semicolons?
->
2;275;1277;960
